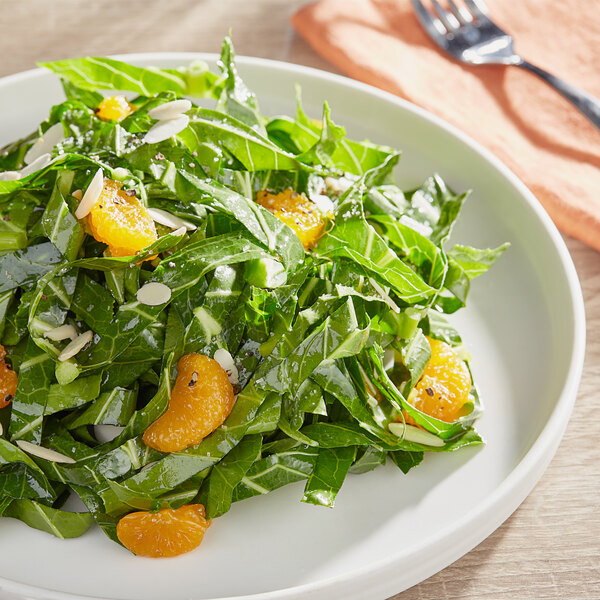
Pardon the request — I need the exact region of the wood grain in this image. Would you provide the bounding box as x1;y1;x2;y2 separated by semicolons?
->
0;2;598;598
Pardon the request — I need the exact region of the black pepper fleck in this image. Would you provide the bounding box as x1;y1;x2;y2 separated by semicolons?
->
425;387;434;397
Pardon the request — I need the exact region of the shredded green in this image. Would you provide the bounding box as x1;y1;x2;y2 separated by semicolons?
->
0;36;507;545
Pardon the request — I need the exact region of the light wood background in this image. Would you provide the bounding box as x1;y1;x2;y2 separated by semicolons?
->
1;1;598;598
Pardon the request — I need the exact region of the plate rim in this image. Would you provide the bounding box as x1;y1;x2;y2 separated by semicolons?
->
0;52;586;600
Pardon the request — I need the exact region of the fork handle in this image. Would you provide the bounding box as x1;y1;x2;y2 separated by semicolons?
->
517;60;600;131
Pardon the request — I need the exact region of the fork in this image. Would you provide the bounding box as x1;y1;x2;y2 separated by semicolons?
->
411;0;600;130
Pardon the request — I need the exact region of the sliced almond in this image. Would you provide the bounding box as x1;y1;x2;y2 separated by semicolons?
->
411;190;439;222
94;425;124;444
310;193;334;215
71;189;83;201
136;282;172;306
214;348;239;385
24;123;65;165
148;207;196;231
75;168;104;219
147;99;192;121
19;153;52;177
57;330;94;362
143;115;189;145
388;422;445;447
369;277;400;313
171;226;187;237
44;324;78;341
0;153;53;182
399;215;433;238
325;175;355;195
383;347;396;371
16;440;77;464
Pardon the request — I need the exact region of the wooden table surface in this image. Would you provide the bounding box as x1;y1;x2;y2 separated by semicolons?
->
1;1;598;598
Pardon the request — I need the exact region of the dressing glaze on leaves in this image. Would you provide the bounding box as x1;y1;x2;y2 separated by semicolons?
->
0;35;506;556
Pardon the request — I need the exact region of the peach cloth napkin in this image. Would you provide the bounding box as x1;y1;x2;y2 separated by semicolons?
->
292;0;600;251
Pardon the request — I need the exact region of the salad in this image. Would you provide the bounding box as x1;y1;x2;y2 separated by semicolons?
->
0;37;507;558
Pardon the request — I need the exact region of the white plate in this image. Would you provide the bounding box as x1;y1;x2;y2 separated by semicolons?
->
0;55;585;600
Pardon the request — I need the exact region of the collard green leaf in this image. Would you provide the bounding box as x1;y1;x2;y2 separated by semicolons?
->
298;102;346;167
66;387;137;429
350;446;387;474
8;340;55;442
100;321;164;390
125;150;304;272
314;158;434;303
267;94;395;175
71;274;115;335
257;297;370;398
245;394;281;434
0;242;63;293
197;433;263;519
395;329;431;391
187;109;300;172
448;243;509;279
302;445;357;507
436;243;509;313
0;290;14;340
300;422;375;448
182;264;244;355
42;176;84;261
4;498;93;538
115;382;268;498
44;374;102;417
61;80;104;109
232;445;319;503
217;36;265;133
369;215;448;290
404;175;468;245
39;57;189;97
82;233;270;370
390;450;423;474
312;360;389;441
0;462;57;502
0;192;40;251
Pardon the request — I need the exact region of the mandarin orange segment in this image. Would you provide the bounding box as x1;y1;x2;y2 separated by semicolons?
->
0;344;17;409
87;179;157;258
256;189;327;249
116;504;210;558
143;353;235;453
408;337;471;423
96;95;134;122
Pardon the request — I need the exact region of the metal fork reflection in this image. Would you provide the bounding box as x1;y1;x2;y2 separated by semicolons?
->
411;0;600;130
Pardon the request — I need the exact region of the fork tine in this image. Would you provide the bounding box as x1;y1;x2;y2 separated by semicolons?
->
447;0;473;25
410;0;448;39
431;0;461;31
463;0;490;22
